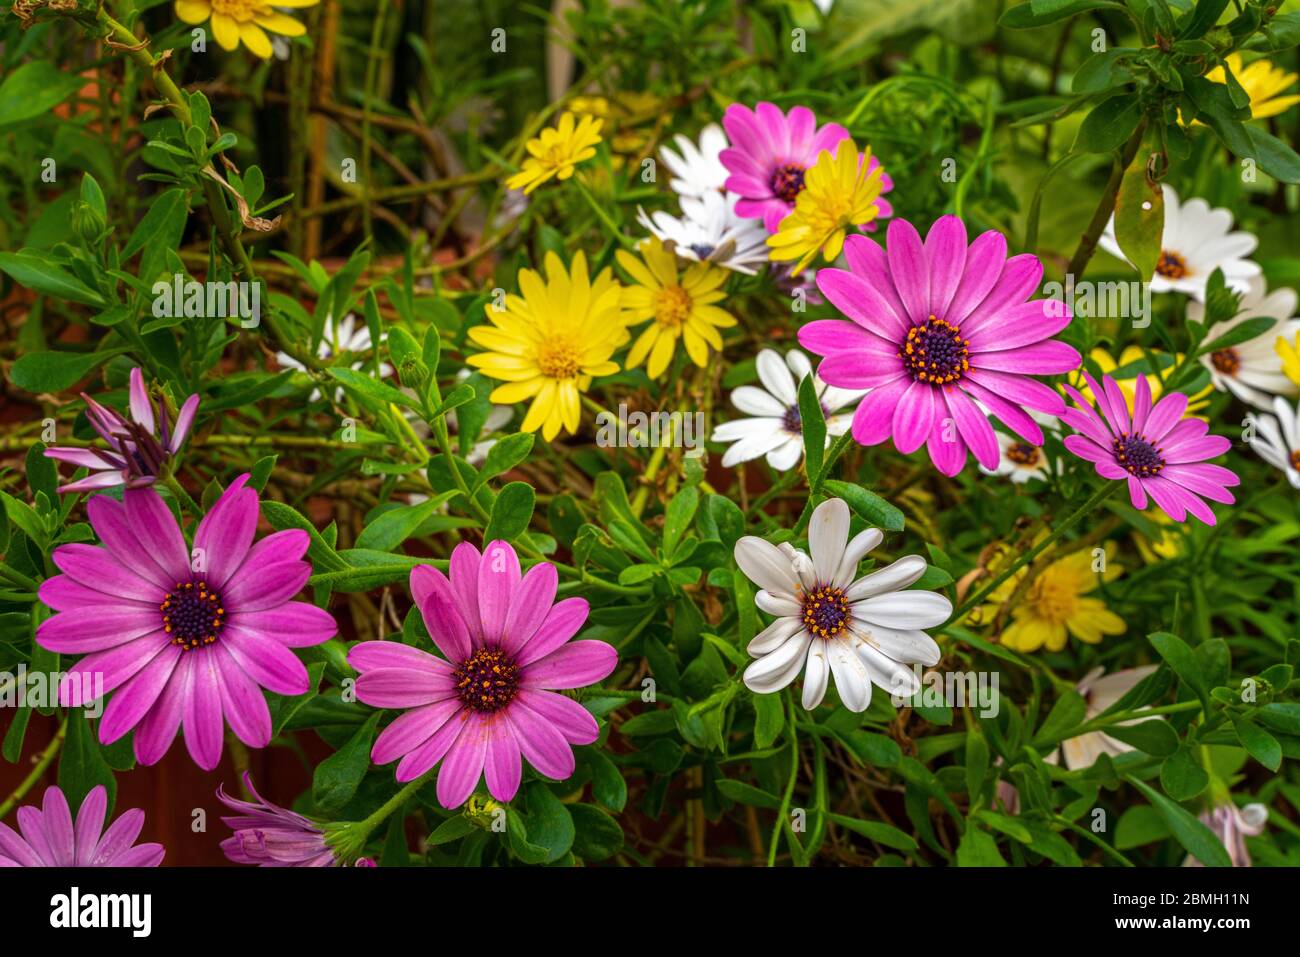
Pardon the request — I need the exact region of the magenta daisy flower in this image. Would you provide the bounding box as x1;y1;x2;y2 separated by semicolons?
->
0;785;164;867
45;367;200;493
799;216;1081;476
349;540;618;809
35;473;338;770
1062;371;1239;525
720;101;893;233
218;773;336;867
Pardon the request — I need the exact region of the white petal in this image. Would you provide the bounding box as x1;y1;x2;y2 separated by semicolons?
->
846;554;928;601
801;642;830;710
734;537;798;595
757;349;797;405
731;385;786;417
827;638;873;712
809;498;850;583
857;621;941;666
853;590;952;629
748;616;803;656
765;437;804;472
833;528;883;587
756;590;802;617
743;631;812;693
854;639;921;698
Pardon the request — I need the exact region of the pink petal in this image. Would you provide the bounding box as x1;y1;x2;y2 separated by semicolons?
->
965;369;1065;415
515;689;600;744
128;368;155;433
483;719;523;802
885;218;930;325
926;413;968;476
965;299;1072;351
192;473;257;590
521;640;617;689
184;651;226;770
394;707;469;781
945;230;1008;324
86;495;173;591
818;350;904;389
133;655;190;766
516;596;591;666
37;606;161;653
944;388;998;470
214;645;272;748
507;704;577;780
435;713;490;808
98;643;182;743
413;569;474;664
958;254;1044;339
850;376;910;445
501;562;558;656
349;640;450;674
372;699;461;764
924;215;967;319
817;268;909;341
478;540;522;646
229;601;336;648
892;380;937;454
447;543;484;640
355;667;457;709
798;318;891;358
222;625;309;696
974;339;1081;375
223;560;311;612
50;544;162;602
123;488;192;583
73;786;108;865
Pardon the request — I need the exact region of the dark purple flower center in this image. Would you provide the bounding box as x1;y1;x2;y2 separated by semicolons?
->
161;580;225;651
770;164;806;204
899;316;970;385
782;404;801;434
1111;432;1165;478
1007;443;1041;466
689;242;716;259
801;584;850;640
1210;348;1240;376
453;648;521;713
1156;250;1188;279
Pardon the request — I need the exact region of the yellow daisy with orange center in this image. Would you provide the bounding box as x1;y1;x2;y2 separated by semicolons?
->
175;0;318;59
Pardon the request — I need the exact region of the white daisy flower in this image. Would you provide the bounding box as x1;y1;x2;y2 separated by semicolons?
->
276;314;393;403
1050;666;1157;771
713;349;865;471
980;432;1059;483
1245;395;1300;488
1188;276;1300;409
734;498;950;712
1099;184;1260;298
658;124;729;197
637;191;769;275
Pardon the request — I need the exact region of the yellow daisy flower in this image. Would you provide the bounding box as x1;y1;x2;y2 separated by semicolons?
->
174;0;317;59
466;252;627;441
1277;332;1300;388
505;113;603;195
1208;53;1300;120
985;545;1126;653
766;139;884;274
1133;509;1185;564
616;238;737;379
1069;346;1212;417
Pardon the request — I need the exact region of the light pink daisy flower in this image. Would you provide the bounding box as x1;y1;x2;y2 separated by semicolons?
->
218;772;337;867
800;216;1081;476
349;540;618;809
45;367;200;493
1062;371;1240;525
720;101;893;233
0;785;164;867
35;473;338;770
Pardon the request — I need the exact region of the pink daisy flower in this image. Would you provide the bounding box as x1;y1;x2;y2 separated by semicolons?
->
720;101;893;233
800;216;1081;476
45;367;201;494
35;473;338;770
218;772;337;867
1062;371;1239;525
349;540;618;809
0;785;164;867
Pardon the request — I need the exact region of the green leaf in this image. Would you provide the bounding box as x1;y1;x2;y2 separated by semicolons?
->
326;368;417;410
716;779;783;810
484;482;535;542
312;714;380;812
1126;776;1231;867
0;62;84;128
1032;690;1087;748
586;748;627;812
354;493;456;552
662;485;699;559
1148;631;1210;713
1104;718;1179;757
1178;0;1229;39
754;692;784;749
1076;94;1142;153
1245;126;1300;185
798;373;827;483
522;782;575;863
10;348;129;394
1233;716;1282;772
261;500;348;571
58;708;116;815
1113;154;1163;280
123;189;190;261
427;815;476;846
828;813;919;852
822;480;905;530
956;826;1007;866
1199;315;1279;356
570;804;624;861
1160;744;1209;801
474;432;534;488
0;254;106;307
1002;0;1126;27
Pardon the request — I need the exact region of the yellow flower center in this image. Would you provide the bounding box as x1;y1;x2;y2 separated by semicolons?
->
537;340;581;380
1156;250;1189;279
211;0;261;20
653;285;693;330
1024;572;1079;627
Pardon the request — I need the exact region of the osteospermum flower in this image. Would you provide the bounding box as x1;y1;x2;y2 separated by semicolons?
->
45;367;200;494
35;474;337;769
1245;396;1300;488
505;112;603;194
1185;801;1268;867
637;191;770;275
1051;666;1157;769
1098;185;1260;297
734;498;950;712
1209;54;1300;119
1187;277;1300;409
617;237;737;378
801;216;1081;476
659;124;730;197
981;544;1125;652
766;140;886;274
1062;372;1239;525
276;313;392;403
349;542;618;808
218;773;338;867
1070;346;1212;417
174;0;317;58
0;785;164;867
712;348;865;471
466;252;627;440
720;102;893;232
980;430;1058;484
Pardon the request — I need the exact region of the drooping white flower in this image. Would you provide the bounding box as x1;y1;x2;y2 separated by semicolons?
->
1185;802;1268;867
637;191;769;275
980;431;1059;484
276;314;394;403
713;349;864;471
1188;276;1300;408
1099;184;1260;298
1051;666;1157;770
1245;395;1300;488
734;498;950;712
658;124;729;198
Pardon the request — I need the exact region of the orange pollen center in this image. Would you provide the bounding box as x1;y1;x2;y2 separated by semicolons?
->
1007;442;1041;466
211;0;260;20
801;585;851;640
1210;348;1241;376
654;285;693;329
160;580;226;651
1156;250;1189;279
899;316;970;385
538;341;581;380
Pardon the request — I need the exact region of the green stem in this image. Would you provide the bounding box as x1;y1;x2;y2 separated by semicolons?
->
0;719;67;820
1065;121;1147;279
791;430;855;536
163;474;202;519
949;482;1119;625
767;693;800;867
